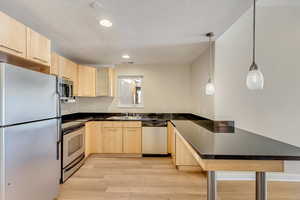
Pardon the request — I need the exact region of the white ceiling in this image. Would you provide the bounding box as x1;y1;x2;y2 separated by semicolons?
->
0;0;253;65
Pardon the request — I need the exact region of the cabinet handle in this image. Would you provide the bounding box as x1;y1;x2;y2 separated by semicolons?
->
127;129;137;132
0;44;22;54
33;56;48;63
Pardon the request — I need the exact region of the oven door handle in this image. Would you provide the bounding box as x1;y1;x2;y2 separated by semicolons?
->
65;154;85;172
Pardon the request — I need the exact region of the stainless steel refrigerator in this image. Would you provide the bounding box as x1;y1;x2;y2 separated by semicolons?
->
0;63;61;200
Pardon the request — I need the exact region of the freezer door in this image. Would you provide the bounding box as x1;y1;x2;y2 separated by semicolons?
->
2;119;60;200
0;63;58;126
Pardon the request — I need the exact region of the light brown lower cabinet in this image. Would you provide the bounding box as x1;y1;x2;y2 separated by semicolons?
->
175;130;198;166
85;121;101;157
167;122;176;164
85;121;142;155
123;128;142;153
101;127;123;153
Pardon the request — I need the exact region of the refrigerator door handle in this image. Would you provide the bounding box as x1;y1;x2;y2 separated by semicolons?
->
57;118;62;143
56;93;61;118
56;142;60;161
56;118;62;161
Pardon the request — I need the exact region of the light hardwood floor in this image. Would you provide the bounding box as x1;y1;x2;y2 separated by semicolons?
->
58;156;300;200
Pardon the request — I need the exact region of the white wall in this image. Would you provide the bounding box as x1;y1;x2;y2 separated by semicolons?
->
62;64;191;114
190;45;215;119
214;3;300;174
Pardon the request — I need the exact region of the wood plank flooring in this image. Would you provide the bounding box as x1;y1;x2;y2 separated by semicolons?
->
58;156;300;200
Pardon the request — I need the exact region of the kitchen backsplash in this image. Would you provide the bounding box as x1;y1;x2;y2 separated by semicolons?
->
61;96;191;115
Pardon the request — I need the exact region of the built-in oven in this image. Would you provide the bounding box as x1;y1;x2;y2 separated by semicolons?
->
62;124;85;183
59;78;74;101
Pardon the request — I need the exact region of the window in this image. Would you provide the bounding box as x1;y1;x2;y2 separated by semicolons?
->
118;76;143;107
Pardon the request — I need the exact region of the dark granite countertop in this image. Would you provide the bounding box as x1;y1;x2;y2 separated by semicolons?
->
172;120;300;161
61;112;300;160
62;112;194;123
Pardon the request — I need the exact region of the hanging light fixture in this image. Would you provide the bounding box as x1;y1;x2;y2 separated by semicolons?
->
205;32;215;96
246;0;264;90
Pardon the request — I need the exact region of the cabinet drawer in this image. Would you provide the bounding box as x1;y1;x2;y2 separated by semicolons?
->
102;121;123;127
123;121;141;128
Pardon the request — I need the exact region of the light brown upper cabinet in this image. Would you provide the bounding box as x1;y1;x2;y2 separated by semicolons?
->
61;57;78;96
77;66;115;97
50;52;60;76
51;52;78;95
69;60;78;96
27;28;51;66
96;67;115;97
78;65;96;97
0;11;27;58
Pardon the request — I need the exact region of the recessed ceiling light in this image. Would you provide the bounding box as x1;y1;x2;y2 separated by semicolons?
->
90;1;103;9
99;19;112;27
122;54;130;59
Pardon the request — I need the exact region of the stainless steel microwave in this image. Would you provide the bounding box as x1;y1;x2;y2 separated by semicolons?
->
59;78;74;101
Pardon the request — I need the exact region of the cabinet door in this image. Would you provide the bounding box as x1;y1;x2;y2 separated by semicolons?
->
170;123;176;165
96;67;115;97
27;28;51;66
0;11;26;58
68;60;78;96
123;128;141;153
175;131;198;166
85;121;101;157
101;127;123;153
50;52;60;76
78;65;96;97
59;56;70;79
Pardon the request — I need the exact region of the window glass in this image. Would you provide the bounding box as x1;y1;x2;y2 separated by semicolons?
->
118;76;143;107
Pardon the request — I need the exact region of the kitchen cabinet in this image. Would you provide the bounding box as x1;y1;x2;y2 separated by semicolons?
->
175;130;198;166
78;65;96;97
78;66;115;97
96;67;115;97
51;52;78;95
102;121;123;128
101;127;123;153
123;128;142;153
85;121;101;157
50;52;60;76
26;28;51;66
66;59;78;96
168;122;176;164
85;121;142;154
0;11;27;58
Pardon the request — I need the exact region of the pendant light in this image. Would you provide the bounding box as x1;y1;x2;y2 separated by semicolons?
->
205;32;215;96
246;0;264;90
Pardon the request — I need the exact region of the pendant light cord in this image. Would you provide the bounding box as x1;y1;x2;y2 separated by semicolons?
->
209;35;212;81
252;0;256;64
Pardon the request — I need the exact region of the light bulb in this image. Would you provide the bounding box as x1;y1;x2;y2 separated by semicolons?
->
205;80;215;96
246;68;264;90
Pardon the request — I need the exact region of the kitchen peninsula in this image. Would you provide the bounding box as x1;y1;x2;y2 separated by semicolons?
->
62;112;300;200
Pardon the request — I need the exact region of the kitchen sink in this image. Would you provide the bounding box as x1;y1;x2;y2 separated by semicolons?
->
106;116;142;120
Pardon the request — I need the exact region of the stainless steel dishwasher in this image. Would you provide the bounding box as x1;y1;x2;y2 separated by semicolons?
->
142;121;168;155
